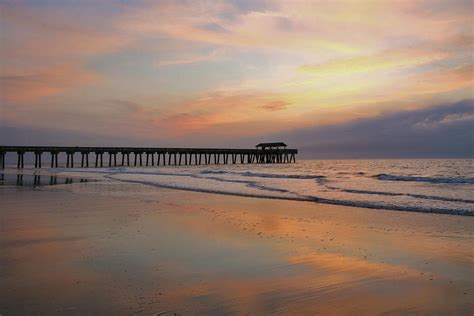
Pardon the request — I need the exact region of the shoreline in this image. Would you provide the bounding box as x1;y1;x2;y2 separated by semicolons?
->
2;167;473;217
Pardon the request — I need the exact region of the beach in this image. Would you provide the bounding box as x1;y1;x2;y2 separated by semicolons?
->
1;171;473;315
3;0;473;313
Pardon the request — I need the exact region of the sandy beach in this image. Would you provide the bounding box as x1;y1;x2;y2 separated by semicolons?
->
1;175;472;315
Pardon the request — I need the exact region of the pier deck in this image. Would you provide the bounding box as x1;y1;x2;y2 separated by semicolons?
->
0;146;298;169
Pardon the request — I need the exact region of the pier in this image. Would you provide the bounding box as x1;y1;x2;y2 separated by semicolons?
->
0;143;297;169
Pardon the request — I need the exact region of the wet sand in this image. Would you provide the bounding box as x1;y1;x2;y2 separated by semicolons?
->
1;178;473;315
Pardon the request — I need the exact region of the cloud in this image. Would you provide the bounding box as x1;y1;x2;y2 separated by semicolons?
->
1;64;99;103
273;99;474;158
407;64;473;95
0;125;135;147
155;91;297;133
1;0;472;150
0;3;126;60
196;22;230;33
0;3;122;104
261;100;288;111
155;49;228;67
123;0;472;57
299;49;446;76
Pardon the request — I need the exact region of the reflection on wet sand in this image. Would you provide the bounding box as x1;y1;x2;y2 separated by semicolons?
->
0;173;90;186
0;181;472;315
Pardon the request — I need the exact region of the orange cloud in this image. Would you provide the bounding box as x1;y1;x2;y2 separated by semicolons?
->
0;4;120;105
408;64;473;95
1;5;126;60
261;100;289;111
1;64;99;104
156;92;295;135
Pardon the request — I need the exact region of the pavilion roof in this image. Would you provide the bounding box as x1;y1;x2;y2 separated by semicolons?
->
255;142;287;148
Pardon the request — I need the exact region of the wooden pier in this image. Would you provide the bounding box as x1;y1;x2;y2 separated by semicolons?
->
0;143;298;169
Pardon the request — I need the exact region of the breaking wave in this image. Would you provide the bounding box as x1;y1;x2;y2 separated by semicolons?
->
46;159;474;217
374;174;474;184
327;187;474;204
106;174;474;216
200;170;326;180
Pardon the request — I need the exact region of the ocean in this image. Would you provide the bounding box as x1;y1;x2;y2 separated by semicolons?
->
3;158;472;216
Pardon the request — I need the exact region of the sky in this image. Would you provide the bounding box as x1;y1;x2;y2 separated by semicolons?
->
1;0;473;157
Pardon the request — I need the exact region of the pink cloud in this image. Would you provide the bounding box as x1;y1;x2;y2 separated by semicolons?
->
1;64;99;104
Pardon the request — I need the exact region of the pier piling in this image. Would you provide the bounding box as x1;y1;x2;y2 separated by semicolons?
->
34;152;42;168
0;152;5;169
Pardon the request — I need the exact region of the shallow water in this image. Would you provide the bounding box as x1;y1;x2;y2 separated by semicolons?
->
0;173;92;187
32;158;474;215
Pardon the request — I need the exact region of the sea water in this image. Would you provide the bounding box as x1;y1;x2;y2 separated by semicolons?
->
18;158;471;216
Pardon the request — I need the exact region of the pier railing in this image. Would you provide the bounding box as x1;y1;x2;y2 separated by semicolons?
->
0;146;298;168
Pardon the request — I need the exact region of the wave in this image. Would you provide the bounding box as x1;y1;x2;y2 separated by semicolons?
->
192;175;291;194
100;168;324;181
406;193;474;204
50;168;319;190
335;188;402;197
327;187;474;204
337;172;366;176
200;170;228;175
106;175;474;216
51;167;474;215
200;170;327;185
374;173;474;184
200;170;326;180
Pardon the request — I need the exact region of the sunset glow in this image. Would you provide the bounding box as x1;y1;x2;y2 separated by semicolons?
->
1;3;473;314
1;0;472;149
